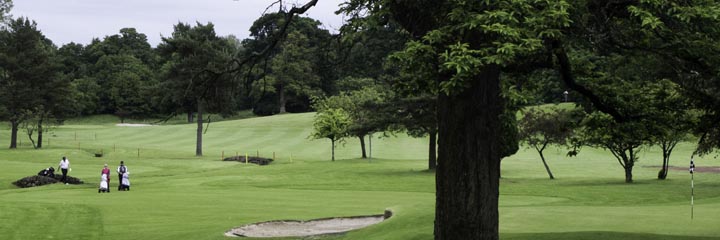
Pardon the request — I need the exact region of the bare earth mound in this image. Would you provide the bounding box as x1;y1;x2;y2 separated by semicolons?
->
13;175;84;188
223;156;273;165
669;166;720;173
115;123;154;127
645;165;720;173
225;211;391;238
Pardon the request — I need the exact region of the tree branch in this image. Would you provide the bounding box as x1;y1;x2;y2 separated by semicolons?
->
550;40;627;122
227;0;320;74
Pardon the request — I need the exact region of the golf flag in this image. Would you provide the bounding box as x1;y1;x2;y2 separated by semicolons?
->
690;157;695;219
690;159;695;174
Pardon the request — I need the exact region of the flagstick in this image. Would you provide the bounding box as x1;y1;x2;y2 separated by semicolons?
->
690;157;695;220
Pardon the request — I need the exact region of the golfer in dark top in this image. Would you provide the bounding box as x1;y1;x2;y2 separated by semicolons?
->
117;161;127;190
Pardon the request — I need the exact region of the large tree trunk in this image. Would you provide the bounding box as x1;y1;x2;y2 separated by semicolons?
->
359;135;367;159
37;119;43;149
279;84;286;114
196;100;203;156
429;129;437;170
10;119;18;149
435;66;502;240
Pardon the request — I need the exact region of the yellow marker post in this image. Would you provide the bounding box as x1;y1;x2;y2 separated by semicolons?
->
245;152;248;164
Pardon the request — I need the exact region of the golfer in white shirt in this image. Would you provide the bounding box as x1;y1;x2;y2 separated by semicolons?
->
58;156;70;184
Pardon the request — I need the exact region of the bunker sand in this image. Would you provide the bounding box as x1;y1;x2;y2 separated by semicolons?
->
225;212;390;238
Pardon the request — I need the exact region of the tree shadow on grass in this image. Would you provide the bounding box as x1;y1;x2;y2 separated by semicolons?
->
503;231;720;240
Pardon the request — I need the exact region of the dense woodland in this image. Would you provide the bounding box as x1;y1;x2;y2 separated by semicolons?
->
3;1;720;240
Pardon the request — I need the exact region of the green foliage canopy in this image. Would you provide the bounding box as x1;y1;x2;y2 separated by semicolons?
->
310;108;351;161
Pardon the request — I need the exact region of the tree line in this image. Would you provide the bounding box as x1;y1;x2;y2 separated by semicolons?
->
0;5;395;155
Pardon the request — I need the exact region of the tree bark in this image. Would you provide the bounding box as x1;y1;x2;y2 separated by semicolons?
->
196;100;203;156
429;129;437;170
279;84;286;114
435;66;502;240
10;119;18;149
188;111;194;123
359;135;367;158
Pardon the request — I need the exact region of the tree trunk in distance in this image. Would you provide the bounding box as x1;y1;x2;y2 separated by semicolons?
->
659;150;668;180
369;134;372;159
196;100;203;156
435;66;502;240
359;135;367;158
331;139;335;161
279;84;286;113
37;119;43;149
429;129;437;170
188;112;194;123
624;162;634;183
10;119;18;149
538;150;554;179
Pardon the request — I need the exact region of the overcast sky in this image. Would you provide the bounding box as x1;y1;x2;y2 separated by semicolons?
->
11;0;346;47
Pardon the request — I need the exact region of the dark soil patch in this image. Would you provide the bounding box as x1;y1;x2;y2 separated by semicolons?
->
645;165;720;173
223;156;273;165
13;175;84;188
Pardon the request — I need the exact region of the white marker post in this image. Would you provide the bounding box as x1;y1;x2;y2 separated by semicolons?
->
690;158;695;220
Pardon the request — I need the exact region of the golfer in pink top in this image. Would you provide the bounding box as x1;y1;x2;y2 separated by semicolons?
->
101;164;111;192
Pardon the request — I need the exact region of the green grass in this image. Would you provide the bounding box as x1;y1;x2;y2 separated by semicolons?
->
1;112;719;239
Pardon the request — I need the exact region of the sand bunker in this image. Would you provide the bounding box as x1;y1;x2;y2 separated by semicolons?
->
225;211;391;238
115;123;154;127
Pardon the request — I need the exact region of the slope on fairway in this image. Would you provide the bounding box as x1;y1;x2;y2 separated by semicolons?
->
1;112;720;240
